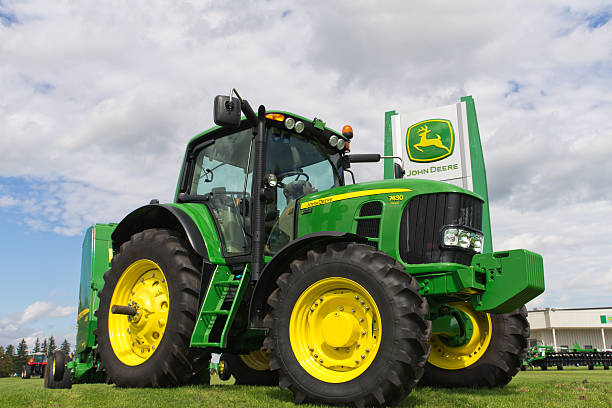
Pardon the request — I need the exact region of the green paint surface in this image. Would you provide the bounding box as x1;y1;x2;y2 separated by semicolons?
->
461;95;493;253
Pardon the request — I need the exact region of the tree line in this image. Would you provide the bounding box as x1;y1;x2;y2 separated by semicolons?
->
0;337;71;377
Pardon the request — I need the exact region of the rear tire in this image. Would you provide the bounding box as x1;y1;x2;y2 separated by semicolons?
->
223;351;278;385
264;242;430;407
95;228;206;387
420;306;529;388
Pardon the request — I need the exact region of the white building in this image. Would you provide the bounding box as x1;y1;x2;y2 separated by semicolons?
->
527;307;612;351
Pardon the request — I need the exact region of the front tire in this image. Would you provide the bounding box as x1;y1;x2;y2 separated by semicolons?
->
420;306;529;388
264;242;430;407
53;350;66;381
95;228;205;387
44;354;72;389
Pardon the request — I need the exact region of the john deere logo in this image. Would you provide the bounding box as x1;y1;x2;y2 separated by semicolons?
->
406;119;454;162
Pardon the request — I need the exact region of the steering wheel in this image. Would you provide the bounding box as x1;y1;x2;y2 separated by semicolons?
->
277;170;309;187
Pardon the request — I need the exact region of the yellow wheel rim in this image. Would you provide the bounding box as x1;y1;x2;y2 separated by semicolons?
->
108;259;170;366
428;302;492;370
240;349;271;371
289;277;381;383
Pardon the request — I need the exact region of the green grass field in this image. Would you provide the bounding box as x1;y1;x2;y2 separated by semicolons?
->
1;368;610;408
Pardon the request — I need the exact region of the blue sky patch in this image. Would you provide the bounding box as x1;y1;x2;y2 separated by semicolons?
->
586;9;611;29
21;75;56;94
0;4;19;27
504;80;523;98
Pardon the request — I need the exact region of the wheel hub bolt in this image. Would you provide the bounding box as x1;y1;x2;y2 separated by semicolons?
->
339;307;344;311
151;273;155;277
359;318;364;322
161;279;165;283
310;308;314;312
320;298;323;302
355;360;359;364
314;302;318;306
355;296;359;300
351;308;355;313
361;355;365;359
360;300;364;305
366;348;370;352
314;354;318;358
365;306;370;311
141;349;144;353
319;359;323;363
345;348;350;353
356;343;360;347
141;278;145;284
334;347;338;350
361;331;366;335
309;348;314;352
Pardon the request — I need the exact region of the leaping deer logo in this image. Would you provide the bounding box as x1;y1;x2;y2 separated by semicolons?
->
413;125;451;153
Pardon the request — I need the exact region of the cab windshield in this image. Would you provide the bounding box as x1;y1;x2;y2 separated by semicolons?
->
188;122;342;255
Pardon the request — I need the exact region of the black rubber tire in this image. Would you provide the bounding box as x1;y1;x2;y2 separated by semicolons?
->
420;306;529;388
223;353;278;385
263;242;431;407
44;355;72;389
541;365;547;371
95;228;207;387
43;358;53;388
53;350;66;381
218;358;232;381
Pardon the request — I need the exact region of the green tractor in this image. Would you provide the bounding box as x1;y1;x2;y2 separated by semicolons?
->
57;91;544;406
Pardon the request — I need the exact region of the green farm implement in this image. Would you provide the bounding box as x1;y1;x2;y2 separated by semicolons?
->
49;92;544;406
523;344;611;371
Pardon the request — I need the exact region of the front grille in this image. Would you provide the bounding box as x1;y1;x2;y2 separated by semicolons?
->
399;193;483;265
359;201;383;216
356;218;380;238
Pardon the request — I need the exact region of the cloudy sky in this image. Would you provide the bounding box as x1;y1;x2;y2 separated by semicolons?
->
1;0;611;348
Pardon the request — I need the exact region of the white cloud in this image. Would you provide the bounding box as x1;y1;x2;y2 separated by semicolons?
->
0;196;18;206
0;300;77;346
19;301;76;324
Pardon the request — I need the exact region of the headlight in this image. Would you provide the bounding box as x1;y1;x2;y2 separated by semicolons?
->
441;227;484;253
443;228;459;246
295;121;305;133
329;135;338;147
284;117;295;130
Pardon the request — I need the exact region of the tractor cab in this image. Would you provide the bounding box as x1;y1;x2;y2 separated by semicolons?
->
178;110;348;257
30;353;47;364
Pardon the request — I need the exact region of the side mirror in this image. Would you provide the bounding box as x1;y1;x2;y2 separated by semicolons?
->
347;154;381;163
213;95;241;127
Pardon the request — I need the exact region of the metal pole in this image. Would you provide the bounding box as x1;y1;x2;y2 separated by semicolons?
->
602;328;607;350
552;327;557;350
251;105;267;281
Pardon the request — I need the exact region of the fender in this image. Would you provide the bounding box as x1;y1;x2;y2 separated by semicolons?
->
248;231;368;328
111;204;208;259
